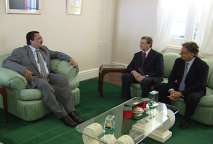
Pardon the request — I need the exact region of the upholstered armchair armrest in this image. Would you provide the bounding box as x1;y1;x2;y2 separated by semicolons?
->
0;67;27;89
50;59;79;81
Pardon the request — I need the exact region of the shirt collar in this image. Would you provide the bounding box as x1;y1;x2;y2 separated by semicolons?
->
29;45;37;52
142;48;151;56
186;57;195;65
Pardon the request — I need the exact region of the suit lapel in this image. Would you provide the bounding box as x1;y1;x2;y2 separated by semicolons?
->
39;48;47;62
138;49;153;74
144;49;153;63
39;47;50;69
26;46;39;72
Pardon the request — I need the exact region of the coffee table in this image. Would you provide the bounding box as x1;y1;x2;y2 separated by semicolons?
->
76;97;174;144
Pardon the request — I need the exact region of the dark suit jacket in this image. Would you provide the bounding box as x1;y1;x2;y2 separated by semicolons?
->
3;45;71;77
168;57;209;96
127;49;164;78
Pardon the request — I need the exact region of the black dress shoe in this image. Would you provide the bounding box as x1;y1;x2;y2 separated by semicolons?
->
179;118;190;129
69;111;84;124
61;115;78;127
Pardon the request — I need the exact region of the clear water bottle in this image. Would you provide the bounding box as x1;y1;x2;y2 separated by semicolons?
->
148;90;159;102
104;114;115;135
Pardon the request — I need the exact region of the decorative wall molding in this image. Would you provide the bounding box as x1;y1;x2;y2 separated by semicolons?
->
79;68;99;81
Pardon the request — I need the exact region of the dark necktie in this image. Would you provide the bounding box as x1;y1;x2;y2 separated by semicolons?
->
142;52;146;61
179;62;189;91
139;52;146;75
35;49;48;78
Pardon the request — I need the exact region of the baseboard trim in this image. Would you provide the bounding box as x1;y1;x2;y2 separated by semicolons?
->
111;61;128;67
78;62;127;81
79;68;99;81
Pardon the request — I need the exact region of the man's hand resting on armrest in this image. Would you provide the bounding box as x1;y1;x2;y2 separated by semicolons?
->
69;58;78;68
24;69;33;81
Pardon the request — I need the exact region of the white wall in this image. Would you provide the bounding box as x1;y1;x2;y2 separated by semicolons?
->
0;0;116;80
112;0;157;65
0;0;159;80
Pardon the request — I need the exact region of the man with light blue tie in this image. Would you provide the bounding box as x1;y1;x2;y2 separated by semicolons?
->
157;42;209;128
3;31;83;127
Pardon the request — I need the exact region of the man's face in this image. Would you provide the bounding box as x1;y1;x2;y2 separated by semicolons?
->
180;46;194;61
31;33;43;48
140;39;151;51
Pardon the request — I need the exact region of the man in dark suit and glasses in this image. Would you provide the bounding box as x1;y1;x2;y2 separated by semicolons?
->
157;42;209;128
122;36;164;99
3;31;84;127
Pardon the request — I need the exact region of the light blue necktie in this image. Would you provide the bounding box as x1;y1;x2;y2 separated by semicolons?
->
179;62;189;91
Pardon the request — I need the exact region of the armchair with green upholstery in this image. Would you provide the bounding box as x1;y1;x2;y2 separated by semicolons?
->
131;52;213;125
0;53;80;121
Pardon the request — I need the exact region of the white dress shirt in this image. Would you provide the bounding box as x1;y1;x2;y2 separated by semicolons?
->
185;57;195;74
142;48;151;58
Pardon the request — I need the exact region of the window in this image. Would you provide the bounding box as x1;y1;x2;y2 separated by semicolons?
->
156;0;213;52
169;0;204;46
170;3;187;40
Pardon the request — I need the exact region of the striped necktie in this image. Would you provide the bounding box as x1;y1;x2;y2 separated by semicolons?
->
35;49;48;78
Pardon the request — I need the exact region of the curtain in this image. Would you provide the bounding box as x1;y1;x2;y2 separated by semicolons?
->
153;0;176;51
154;0;213;53
193;0;213;53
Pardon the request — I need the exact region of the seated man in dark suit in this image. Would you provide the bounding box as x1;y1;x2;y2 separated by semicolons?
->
157;42;209;128
3;31;83;127
122;36;164;99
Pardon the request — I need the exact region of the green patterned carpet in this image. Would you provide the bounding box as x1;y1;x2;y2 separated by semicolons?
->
0;79;213;144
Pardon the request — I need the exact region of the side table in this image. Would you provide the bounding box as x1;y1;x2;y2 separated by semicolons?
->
98;64;126;97
0;86;8;122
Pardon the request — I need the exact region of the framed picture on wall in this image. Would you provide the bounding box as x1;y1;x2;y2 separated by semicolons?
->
66;0;82;15
6;0;41;14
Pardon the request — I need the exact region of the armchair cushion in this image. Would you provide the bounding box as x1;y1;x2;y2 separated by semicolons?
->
199;94;213;107
163;53;179;78
203;58;213;82
0;67;27;89
51;60;79;81
69;77;80;89
20;89;42;101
